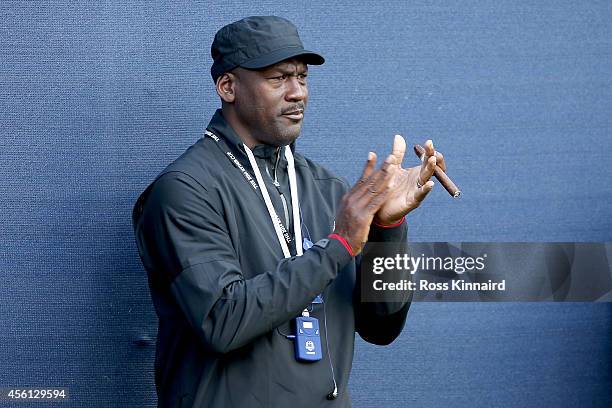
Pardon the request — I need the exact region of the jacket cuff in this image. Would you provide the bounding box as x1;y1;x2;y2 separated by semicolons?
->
369;219;408;243
313;235;354;270
328;233;355;257
372;215;405;229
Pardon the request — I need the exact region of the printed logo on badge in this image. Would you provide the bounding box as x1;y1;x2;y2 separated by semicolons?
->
305;340;315;352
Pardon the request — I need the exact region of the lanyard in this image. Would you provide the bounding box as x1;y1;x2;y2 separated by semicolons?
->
204;130;303;258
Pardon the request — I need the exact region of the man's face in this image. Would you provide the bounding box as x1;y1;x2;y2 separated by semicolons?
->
231;58;309;147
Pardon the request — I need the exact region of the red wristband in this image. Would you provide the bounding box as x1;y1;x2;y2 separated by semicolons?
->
373;215;406;229
328;233;355;257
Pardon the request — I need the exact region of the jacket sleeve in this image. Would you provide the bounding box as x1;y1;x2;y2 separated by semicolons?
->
354;220;412;345
133;171;353;355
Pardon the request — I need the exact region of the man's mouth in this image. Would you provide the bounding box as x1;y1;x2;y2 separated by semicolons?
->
282;109;304;121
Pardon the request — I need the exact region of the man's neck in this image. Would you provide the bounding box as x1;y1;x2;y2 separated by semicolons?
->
221;107;260;150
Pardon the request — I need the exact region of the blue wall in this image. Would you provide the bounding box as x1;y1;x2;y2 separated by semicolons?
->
1;1;610;406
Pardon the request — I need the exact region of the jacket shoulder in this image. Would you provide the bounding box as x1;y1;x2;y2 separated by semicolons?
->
296;153;350;191
132;137;222;226
158;137;223;188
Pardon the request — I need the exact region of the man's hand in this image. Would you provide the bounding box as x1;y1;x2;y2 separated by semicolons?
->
373;136;447;226
333;153;397;255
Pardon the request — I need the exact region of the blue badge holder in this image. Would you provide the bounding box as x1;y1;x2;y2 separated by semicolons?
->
294;315;322;362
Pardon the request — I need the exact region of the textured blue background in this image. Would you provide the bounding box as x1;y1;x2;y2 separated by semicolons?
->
1;1;610;407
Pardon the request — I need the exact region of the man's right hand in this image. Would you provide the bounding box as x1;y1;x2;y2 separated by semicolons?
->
333;152;396;255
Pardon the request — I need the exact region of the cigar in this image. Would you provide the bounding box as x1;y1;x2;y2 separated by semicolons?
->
413;144;461;198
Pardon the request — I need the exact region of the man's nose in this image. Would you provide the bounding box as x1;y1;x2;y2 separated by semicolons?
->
285;77;307;101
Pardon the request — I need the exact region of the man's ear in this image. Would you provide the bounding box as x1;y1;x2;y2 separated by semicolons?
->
216;73;236;103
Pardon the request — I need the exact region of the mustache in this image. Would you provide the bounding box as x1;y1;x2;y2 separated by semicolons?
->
281;103;305;115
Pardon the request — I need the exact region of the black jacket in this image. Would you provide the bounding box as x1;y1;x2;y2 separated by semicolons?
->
132;110;410;407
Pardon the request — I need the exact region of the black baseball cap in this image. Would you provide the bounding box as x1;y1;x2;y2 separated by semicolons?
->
210;16;325;82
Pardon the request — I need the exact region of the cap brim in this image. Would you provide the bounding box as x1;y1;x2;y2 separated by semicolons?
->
240;46;325;69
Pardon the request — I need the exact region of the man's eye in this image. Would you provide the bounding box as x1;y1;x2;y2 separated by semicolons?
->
270;75;286;81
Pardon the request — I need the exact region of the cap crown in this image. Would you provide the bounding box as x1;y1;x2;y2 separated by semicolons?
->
210;16;324;82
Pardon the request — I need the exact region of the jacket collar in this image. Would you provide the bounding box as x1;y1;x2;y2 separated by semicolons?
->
206;109;297;163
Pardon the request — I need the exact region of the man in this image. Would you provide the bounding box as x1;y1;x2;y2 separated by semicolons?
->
133;16;445;407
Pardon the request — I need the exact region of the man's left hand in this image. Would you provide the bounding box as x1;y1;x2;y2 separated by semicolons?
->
373;135;446;226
